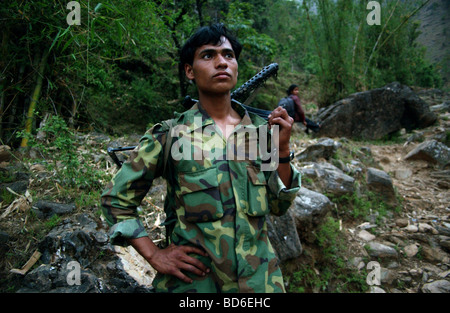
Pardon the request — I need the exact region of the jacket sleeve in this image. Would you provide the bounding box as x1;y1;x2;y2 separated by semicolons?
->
266;164;301;216
101;124;167;246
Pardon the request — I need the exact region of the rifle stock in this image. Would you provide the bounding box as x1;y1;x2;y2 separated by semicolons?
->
108;63;278;167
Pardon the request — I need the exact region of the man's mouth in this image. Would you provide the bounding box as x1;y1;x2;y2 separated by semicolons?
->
213;72;231;79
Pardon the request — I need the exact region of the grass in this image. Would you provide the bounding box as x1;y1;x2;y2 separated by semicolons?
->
286;216;369;293
0;188;16;207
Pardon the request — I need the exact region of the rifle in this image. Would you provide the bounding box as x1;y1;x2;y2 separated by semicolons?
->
108;63;278;168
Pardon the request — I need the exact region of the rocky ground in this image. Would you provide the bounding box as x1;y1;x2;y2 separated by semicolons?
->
362;89;449;292
277;87;450;293
355;89;447;292
0;88;448;293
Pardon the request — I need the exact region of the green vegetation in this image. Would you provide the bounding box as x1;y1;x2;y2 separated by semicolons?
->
0;0;443;146
286;216;369;293
328;190;399;223
18;115;105;190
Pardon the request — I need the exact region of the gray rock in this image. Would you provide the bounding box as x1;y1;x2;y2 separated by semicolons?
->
300;162;355;196
439;239;450;252
404;244;419;258
368;286;386;293
421;245;450;263
366;167;397;207
296;138;341;162
404;140;450;166
0;180;29;195
430;101;450;113
291;187;333;240
17;262;103;293
436;225;450;237
395;218;409;228
267;209;303;262
380;267;398;285
316;82;437;140
421;280;450;293
33;200;76;219
0;145;11;163
357;229;376;241
366;242;398;259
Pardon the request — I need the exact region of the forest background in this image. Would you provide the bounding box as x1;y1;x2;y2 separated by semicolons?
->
0;0;446;147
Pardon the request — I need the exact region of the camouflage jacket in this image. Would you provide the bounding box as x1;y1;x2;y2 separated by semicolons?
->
101;101;301;293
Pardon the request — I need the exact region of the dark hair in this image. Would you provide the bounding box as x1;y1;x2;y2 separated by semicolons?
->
287;84;299;96
180;23;242;67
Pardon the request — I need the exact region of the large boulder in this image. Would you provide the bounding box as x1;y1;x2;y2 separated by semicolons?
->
291;187;333;242
316;82;437;140
267;209;303;262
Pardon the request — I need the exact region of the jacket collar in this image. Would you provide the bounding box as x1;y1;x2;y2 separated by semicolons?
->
173;100;267;134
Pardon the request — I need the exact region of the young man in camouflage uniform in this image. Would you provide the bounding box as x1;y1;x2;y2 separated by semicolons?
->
101;24;301;293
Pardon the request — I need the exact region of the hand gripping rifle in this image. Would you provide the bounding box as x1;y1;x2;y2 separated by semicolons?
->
108;63;278;167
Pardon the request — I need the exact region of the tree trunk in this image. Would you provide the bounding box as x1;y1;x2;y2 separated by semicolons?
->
196;0;206;27
0;26;10;139
20;50;49;147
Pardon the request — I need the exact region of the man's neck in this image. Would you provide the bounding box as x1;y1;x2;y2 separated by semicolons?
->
198;91;241;139
198;92;233;120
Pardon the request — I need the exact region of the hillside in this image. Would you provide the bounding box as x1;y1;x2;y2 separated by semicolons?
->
0;86;448;293
415;0;450;86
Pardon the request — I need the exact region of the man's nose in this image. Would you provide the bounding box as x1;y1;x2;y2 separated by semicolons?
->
215;54;228;68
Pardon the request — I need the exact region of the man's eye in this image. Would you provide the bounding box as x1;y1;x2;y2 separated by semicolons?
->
225;53;234;59
202;54;212;59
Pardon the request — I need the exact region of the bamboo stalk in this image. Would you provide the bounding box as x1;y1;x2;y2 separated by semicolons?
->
363;0;431;80
363;0;400;79
302;1;324;75
378;0;431;50
20;51;49;148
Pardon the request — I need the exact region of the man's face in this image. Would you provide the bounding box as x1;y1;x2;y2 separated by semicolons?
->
185;37;238;96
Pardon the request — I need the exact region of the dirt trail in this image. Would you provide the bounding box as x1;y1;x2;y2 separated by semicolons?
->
370;88;450;220
370;143;449;216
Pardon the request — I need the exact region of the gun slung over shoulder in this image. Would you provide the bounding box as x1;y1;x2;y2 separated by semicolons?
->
231;63;279;103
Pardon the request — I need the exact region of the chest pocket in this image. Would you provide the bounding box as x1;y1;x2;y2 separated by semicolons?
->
245;165;269;217
178;166;223;223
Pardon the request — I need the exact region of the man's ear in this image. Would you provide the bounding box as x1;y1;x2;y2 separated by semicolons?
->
185;63;195;81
